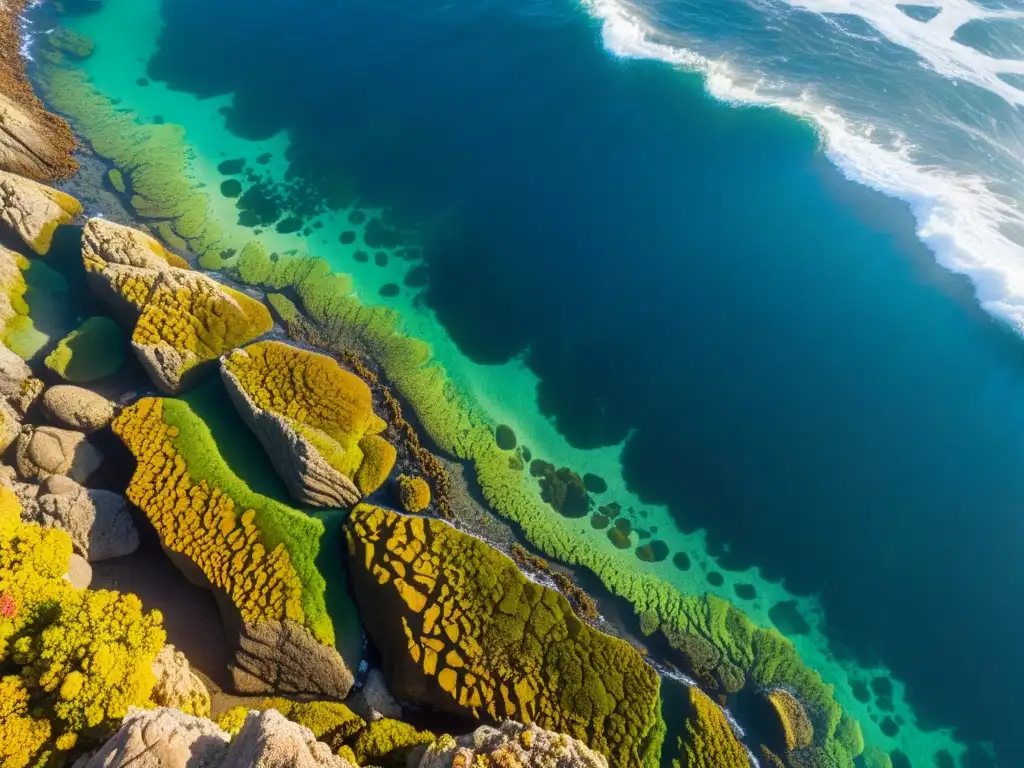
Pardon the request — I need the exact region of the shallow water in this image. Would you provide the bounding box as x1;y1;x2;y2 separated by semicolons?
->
31;0;1024;763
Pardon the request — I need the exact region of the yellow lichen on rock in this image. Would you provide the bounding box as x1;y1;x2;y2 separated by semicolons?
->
0;171;81;254
766;687;814;752
397;474;431;513
345;505;664;767
672;688;749;768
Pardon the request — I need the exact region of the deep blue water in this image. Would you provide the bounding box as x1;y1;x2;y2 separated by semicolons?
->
121;0;1024;761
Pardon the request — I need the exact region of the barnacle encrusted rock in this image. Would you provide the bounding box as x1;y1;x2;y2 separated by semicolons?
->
345;504;664;767
112;395;354;699
221;341;395;507
82;218;272;394
410;721;609;768
0;170;81;254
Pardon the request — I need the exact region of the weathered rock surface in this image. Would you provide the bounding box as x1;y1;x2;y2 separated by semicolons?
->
0;169;81;254
82;218;272;394
0;397;20;453
79;707;357;768
41;384;116;432
31;478;139;561
410;722;609;768
65;552;92;589
9;376;43;417
15;424;104;483
348;668;402;722
151;644;212;718
0;340;32;399
0;243;25;330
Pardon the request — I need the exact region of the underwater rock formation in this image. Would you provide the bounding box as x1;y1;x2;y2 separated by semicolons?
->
220;340;394;507
47;27;95;59
0;5;77;181
112;395;354;699
410;721;608;768
345;504;664;767
0;171;81;254
82;218;272;393
44;316;124;383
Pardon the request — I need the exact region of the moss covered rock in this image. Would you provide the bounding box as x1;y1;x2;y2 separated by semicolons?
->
345;505;664;767
671;688;748;768
0;171;81;254
397;474;430;513
112;394;354;698
44;316;124;383
82;218;271;394
221;340;395;507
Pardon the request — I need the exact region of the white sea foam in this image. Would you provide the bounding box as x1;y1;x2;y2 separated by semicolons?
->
583;0;1024;332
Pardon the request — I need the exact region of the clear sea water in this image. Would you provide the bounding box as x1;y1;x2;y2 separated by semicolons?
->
31;0;1024;764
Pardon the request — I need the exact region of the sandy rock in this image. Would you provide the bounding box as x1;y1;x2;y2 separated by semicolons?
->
410;721;609;768
78;707;230;768
64;553;92;589
0;170;81;254
41;385;116;432
151;644;212;719
348;668;402;722
34;479;139;561
222;709;356;768
0;340;31;400
15;424;103;483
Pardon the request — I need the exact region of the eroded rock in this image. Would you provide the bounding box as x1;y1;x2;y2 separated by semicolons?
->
33;478;139;561
0;340;32;400
41;384;116;432
15;425;103;483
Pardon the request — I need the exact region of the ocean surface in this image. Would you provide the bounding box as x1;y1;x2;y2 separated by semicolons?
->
31;0;1024;764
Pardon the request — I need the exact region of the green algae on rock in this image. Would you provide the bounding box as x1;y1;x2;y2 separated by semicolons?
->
220;340;396;507
44;316;124;383
345;504;664;767
112;390;354;699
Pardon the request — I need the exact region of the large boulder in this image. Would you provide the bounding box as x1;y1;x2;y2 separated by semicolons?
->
32;477;139;561
82;218;272;394
0;169;81;254
79;707;358;768
345;505;664;767
220;341;395;508
410;721;609;768
41;385;116;432
112;395;355;700
15;424;103;483
151;644;211;718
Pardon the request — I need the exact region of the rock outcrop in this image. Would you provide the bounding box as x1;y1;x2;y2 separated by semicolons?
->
345;505;664;767
82;218;272;394
29;476;139;562
410;721;609;768
0;339;32;399
0;4;78;182
15;424;104;483
221;341;395;507
151;644;212;718
78;707;358;768
0;170;81;254
41;384;116;432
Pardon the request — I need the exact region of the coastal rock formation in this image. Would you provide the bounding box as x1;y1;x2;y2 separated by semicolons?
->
82;218;272;394
672;687;749;768
41;385;116;432
32;477;140;562
221;341;395;507
0;244;27;336
410;721;608;768
0;398;20;453
80;707;359;768
0;340;32;398
0;4;78;181
151;644;212;718
345;504;664;767
112;395;354;699
15;424;104;483
0;170;81;254
762;688;814;754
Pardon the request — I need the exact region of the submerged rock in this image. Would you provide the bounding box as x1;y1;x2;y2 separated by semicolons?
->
44;317;125;384
410;721;608;768
82;218;272;394
0;170;81;254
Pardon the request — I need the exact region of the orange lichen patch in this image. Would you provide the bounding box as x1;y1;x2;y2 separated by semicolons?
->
346;505;664;767
111;397;317;637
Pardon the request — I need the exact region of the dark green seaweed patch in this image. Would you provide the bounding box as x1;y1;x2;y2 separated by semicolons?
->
236;183;283;227
353;250;369;263
136;77;149;87
364;218;401;249
583;473;607;494
495;424;517;450
275;217;304;234
599;501;620;519
404;264;429;287
635;540;668;563
535;464;590;518
257;152;273;164
591;514;609;530
375;251;388;267
768;599;811;636
672;552;691;571
881;717;900;737
220;179;243;198
379;283;400;298
734;583;756;600
706;571;724;587
339;230;357;245
851;680;871;703
153;115;165;124
218;158;246;175
607;526;631;549
348;209;367;225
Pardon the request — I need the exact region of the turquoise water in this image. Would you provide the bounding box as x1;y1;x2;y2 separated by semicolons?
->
29;0;1024;763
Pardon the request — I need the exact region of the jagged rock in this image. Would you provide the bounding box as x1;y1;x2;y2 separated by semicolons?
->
64;552;92;589
410;721;609;768
348;668;402;722
0;397;19;452
79;707;357;768
78;707;230;768
0;169;81;254
82;218;272;394
32;478;139;561
14;424;104;483
230;616;354;701
151;644;212;718
0;340;31;399
41;384;116;432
